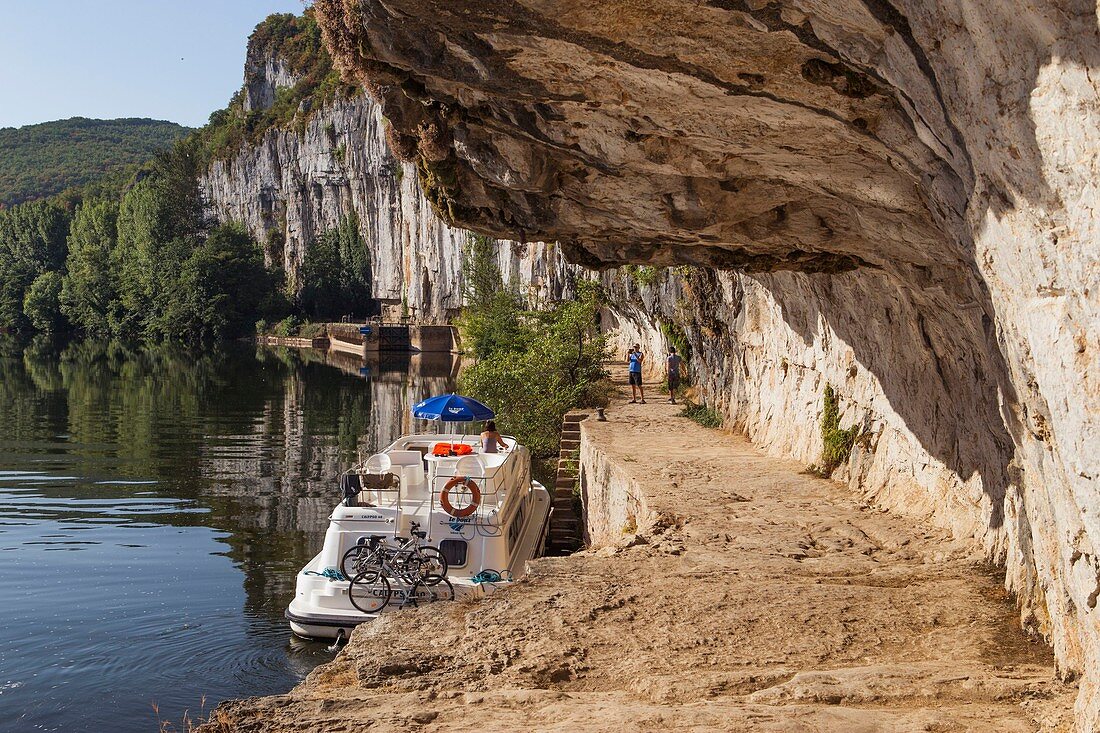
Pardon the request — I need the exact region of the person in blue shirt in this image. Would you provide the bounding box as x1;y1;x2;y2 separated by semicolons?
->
627;344;646;404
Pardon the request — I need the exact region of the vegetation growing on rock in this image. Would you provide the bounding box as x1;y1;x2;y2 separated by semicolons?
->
195;10;360;164
817;384;861;475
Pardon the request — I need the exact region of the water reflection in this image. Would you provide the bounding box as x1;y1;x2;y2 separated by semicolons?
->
0;338;454;732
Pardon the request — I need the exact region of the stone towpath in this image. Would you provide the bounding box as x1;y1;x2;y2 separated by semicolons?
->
200;394;1076;732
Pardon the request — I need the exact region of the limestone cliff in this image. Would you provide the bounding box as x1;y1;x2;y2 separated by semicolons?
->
201;30;575;322
313;0;1100;726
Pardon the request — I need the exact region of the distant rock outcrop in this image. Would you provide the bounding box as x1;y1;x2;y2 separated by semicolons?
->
201;26;574;322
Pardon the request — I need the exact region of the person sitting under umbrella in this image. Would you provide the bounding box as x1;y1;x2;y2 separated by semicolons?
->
480;420;511;453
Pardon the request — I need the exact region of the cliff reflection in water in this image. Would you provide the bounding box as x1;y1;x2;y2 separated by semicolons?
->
0;338;455;733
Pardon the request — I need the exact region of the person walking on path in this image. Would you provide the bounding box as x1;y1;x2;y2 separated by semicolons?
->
666;347;684;404
627;344;646;403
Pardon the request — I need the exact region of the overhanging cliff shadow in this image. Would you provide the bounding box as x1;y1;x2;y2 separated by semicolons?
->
745;264;1017;532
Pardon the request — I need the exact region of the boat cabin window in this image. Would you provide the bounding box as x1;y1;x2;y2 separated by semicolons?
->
438;539;468;568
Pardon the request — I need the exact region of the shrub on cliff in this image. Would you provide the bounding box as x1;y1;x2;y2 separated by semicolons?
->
817;384;861;475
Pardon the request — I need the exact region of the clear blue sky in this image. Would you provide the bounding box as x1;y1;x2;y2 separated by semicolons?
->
0;1;306;130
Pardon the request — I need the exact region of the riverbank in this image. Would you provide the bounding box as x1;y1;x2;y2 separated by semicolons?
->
199;389;1076;732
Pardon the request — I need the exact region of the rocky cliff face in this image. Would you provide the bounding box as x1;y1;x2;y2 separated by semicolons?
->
313;0;1100;726
201;44;575;322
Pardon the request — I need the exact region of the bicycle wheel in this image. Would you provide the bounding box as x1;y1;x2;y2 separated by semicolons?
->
408;577;455;607
415;547;448;585
341;544;383;583
348;573;390;614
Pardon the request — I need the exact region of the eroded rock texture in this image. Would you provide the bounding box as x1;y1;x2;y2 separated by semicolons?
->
314;0;1100;725
201;39;574;321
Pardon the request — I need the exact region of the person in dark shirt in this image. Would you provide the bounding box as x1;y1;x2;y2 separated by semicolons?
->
666;347;684;404
627;344;646;404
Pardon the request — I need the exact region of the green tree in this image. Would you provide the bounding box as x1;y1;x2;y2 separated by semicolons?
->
460;282;609;457
23;272;65;332
61;198;119;336
455;234;525;357
0;200;70;331
159;223;271;341
299;213;371;319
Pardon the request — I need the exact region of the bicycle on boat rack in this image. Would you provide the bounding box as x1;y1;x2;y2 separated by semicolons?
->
341;522;455;613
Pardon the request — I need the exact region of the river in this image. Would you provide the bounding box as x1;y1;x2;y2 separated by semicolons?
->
0;339;456;732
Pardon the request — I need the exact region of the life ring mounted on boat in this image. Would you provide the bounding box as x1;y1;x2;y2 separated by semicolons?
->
440;476;481;518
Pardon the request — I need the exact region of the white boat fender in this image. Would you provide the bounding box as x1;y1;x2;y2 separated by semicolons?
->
440;476;481;518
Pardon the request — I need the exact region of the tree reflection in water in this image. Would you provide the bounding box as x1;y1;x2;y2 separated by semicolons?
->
0;336;454;733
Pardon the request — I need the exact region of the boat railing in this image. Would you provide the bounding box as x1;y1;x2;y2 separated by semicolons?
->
426;446;526;526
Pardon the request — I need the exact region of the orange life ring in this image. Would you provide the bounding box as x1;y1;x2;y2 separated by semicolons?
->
440;476;481;518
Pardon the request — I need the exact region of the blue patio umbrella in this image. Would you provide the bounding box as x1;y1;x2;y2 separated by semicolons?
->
412;393;495;422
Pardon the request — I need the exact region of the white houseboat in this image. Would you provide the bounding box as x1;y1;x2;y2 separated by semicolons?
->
286;431;551;639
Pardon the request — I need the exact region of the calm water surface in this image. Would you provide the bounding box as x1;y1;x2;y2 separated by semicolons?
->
0;340;454;732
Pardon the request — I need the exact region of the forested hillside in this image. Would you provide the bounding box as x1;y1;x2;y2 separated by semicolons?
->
0;11;373;343
0;118;190;208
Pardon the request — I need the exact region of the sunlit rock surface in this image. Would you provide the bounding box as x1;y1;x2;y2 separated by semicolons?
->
313;0;1100;725
201;38;574;321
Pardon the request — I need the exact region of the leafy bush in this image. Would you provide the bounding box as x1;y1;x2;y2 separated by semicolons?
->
624;264;662;287
274;316;299;337
680;402;723;429
457;237;609;458
818;384;861;475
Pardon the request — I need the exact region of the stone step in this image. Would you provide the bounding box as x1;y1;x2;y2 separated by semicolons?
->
554;476;576;487
553;500;577;512
553;489;575;500
559;438;581;450
562;413;588;423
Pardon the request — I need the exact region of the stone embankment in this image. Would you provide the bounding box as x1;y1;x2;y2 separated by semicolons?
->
199;394;1075;732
